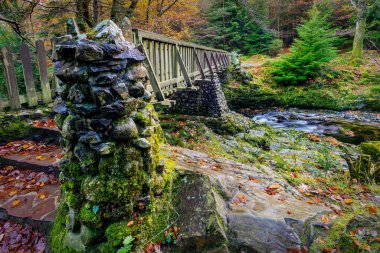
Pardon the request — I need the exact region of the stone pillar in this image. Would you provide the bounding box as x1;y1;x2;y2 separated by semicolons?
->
170;75;230;117
50;20;165;252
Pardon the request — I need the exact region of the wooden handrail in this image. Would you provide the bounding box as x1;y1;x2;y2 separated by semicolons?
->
133;29;231;101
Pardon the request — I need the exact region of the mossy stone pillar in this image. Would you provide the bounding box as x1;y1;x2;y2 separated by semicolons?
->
50;20;165;252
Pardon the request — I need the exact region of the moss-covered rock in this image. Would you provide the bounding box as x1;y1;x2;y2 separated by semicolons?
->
0;118;30;142
360;141;380;161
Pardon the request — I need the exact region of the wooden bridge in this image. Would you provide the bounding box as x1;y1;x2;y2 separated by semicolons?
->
0;29;231;111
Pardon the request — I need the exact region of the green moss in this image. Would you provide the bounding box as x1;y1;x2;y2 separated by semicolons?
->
55;114;65;129
0;118;30;141
135;111;151;126
79;203;103;228
310;204;377;252
61;160;83;179
360;141;380;161
50;204;72;253
105;221;133;247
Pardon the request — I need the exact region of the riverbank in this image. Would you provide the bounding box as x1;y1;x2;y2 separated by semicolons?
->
225;51;380;112
159;112;380;252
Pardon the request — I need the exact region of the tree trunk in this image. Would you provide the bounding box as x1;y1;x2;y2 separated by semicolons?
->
76;0;94;29
93;0;99;24
352;0;366;59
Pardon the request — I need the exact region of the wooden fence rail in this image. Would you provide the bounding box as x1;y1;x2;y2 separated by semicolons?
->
0;30;231;111
0;41;56;112
133;29;231;101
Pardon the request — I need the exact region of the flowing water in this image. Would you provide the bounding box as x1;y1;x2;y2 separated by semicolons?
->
252;109;380;144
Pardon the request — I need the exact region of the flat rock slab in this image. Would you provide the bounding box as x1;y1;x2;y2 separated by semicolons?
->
163;145;330;252
0;184;59;222
0;166;60;223
30;126;61;145
0;141;63;173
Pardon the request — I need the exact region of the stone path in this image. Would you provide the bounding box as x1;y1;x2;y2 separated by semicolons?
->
0;125;62;242
0;140;62;173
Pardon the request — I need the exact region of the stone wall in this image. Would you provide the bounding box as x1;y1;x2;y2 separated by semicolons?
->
169;73;230;117
50;20;166;252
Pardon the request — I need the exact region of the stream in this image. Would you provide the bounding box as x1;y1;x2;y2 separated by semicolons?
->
252;109;380;145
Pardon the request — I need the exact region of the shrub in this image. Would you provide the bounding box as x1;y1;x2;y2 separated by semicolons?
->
270;6;338;86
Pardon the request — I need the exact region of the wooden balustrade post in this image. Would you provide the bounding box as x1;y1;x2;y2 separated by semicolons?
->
194;48;205;79
36;40;52;103
204;52;213;76
138;36;165;101
1;47;21;109
211;53;219;73
175;44;192;87
20;43;38;107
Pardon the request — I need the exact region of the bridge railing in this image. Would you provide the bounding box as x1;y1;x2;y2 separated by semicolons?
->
133;29;231;101
0;41;56;111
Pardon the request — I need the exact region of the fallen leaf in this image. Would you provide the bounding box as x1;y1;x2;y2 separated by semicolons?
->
127;220;134;227
36;155;47;161
312;197;322;203
322;215;329;224
269;184;281;189
368;206;377;214
362;245;371;251
11;199;21;208
37;193;47;199
344;199;354;205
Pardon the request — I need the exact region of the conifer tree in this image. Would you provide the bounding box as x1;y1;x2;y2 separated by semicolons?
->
271;6;338;86
200;0;273;55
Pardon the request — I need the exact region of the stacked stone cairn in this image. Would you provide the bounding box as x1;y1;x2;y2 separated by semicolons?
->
51;19;165;252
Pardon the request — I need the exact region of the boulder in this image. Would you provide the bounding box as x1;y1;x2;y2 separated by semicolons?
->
89;72;118;86
360;141;380;161
111;118;139;140
166;146;330;253
93;20;125;44
128;82;145;98
76;40;105;62
134;138;151;149
79;131;102;144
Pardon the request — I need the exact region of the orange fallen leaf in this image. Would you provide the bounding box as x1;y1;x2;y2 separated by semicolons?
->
11;199;21;208
269;184;281;189
127;220;134;227
306;200;314;205
312;197;322;203
322;215;329;224
36;155;47;161
368;206;377;214
344;199;354;205
38;193;47;199
362;245;371;251
9;190;18;196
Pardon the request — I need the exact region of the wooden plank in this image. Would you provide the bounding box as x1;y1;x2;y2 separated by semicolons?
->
154;42;160;81
194;48;205;79
139;39;165;101
222;54;228;66
1;47;21;109
20;43;38;107
50;38;59;90
133;29;229;53
211;53;219;72
35;40;52;103
222;54;228;67
160;42;165;82
175;44;192;87
204;52;213;76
